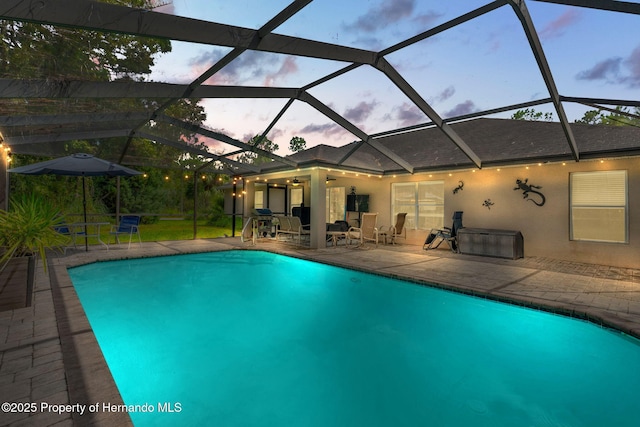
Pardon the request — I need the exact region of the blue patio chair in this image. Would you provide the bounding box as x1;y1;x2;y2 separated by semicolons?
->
53;222;77;254
110;215;142;249
424;211;463;253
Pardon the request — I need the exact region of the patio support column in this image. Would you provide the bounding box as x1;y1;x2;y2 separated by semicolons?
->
244;178;255;219
309;168;326;249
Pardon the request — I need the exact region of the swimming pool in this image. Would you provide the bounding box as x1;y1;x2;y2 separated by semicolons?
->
69;250;640;427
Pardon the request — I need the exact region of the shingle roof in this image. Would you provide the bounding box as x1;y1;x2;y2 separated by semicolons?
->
281;118;640;174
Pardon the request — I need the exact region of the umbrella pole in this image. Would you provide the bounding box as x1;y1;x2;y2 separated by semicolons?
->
83;175;88;251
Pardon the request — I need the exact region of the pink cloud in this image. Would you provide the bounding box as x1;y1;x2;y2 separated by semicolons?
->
151;1;175;15
185;50;299;86
435;86;455;103
624;45;640;87
391;102;424;127
263;57;299;87
577;57;622;82
299;123;349;139
539;9;581;40
443;100;479;118
344;100;378;123
180;134;224;153
351;0;415;33
576;44;640;88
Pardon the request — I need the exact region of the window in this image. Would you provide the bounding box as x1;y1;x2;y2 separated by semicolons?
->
290;187;303;214
392;181;444;230
326;187;346;223
254;190;264;209
570;170;627;243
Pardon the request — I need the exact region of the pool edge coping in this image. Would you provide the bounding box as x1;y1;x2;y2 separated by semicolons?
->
51;244;640;425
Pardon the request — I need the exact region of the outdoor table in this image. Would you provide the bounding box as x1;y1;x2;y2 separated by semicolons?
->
326;230;349;247
71;222;110;250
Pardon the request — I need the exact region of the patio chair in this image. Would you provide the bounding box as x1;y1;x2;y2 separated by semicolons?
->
110;215;142;249
275;216;292;241
287;215;311;245
347;212;379;248
379;212;407;245
53;223;77;254
424;211;463;253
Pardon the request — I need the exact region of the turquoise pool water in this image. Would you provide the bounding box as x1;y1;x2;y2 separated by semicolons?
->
69;251;640;427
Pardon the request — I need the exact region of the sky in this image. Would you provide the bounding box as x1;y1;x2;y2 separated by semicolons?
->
147;0;640;156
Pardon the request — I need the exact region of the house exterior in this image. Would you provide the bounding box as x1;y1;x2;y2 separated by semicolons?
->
227;118;640;269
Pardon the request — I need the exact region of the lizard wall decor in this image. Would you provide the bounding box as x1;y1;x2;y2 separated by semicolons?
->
514;178;545;206
482;199;494;210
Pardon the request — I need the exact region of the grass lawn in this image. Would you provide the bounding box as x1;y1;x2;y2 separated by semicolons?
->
140;218;243;241
81;218;244;246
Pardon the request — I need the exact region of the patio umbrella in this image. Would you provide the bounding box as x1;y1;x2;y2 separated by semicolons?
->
8;153;142;251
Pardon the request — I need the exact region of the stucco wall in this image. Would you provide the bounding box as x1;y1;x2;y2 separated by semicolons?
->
339;157;639;268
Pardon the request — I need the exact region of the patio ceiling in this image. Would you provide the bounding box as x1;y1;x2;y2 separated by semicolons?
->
1;0;640;177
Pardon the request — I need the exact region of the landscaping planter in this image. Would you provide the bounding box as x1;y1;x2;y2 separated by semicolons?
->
0;255;36;311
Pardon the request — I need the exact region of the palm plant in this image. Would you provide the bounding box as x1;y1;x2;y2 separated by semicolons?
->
0;194;69;272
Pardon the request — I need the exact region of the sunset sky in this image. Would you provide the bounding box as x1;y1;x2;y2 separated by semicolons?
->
148;0;640;155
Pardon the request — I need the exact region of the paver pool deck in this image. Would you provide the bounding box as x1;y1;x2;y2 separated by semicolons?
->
1;237;640;426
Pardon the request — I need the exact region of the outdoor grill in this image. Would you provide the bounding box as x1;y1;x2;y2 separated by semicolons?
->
251;208;274;237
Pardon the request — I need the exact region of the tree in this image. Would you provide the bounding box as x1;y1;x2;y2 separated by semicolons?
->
575;106;640;126
289;136;307;153
574;109;603;125
237;135;279;165
0;0;170;81
2;0;213;218
511;108;553;121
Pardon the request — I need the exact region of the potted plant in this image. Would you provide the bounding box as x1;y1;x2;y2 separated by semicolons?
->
0;194;69;308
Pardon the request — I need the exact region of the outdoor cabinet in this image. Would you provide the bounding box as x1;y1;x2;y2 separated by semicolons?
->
292;206;311;229
457;228;524;259
346;194;369;212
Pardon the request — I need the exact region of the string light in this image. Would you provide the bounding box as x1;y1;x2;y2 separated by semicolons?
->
1;143;10;163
